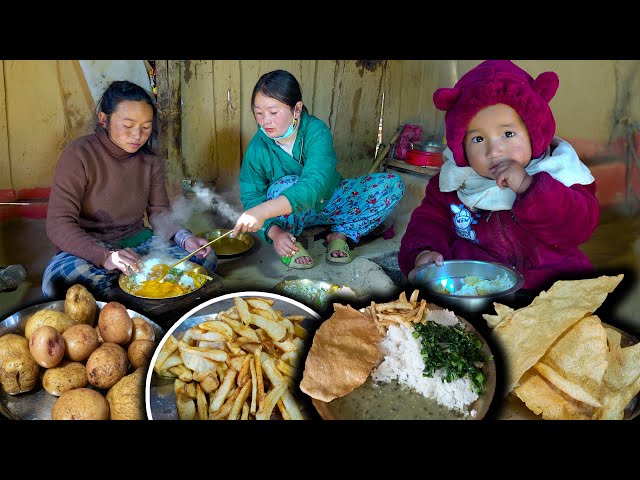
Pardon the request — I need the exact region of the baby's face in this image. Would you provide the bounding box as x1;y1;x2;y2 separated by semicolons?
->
463;104;532;179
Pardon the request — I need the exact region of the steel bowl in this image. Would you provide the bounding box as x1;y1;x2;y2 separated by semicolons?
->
198;228;254;258
408;260;524;312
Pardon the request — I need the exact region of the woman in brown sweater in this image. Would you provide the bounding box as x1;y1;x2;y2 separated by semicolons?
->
42;80;216;299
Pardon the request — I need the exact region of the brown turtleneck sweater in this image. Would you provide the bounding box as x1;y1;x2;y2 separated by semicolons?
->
46;128;180;267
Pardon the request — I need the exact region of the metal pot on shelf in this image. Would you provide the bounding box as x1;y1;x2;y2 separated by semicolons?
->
406;141;446;167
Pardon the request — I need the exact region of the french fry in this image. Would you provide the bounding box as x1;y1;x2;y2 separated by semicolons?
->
154;335;179;373
241;402;250;420
185;381;197;399
228;380;252;420
220;317;260;342
209;385;242;420
237;355;252;387
168;364;193;382
159;349;183;372
179;345;228;363
209;368;238;413
189;330;228;343
245;297;275;306
235;297;253;325
249;313;287;342
250;356;257;415
293;323;308;339
199;372;220;394
255;382;288;420
197;320;235;340
284;315;306;323
196;383;208;420
276;358;295;378
255;345;265;414
409;289;420;305
277;398;291;420
279;317;295;334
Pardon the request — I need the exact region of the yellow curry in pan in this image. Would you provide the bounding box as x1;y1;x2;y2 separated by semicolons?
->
123;263;208;299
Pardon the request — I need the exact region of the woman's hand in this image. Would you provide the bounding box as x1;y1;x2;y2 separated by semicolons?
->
489;160;532;194
102;248;142;275
232;205;268;237
415;250;444;268
184;236;212;259
271;229;299;258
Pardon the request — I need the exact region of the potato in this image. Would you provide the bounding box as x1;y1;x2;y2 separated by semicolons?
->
51;388;109;420
86;343;128;389
106;368;146;420
42;360;87;396
29;325;65;368
95;325;104;344
24;310;76;340
0;334;40;394
131;317;155;342
127;339;155;369
63;324;100;362
98;302;132;345
64;284;97;326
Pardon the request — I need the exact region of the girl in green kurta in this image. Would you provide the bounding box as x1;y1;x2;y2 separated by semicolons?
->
233;70;405;269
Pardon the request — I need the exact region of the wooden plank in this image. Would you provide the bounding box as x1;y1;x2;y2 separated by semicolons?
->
239;60;261;157
180;60;216;183
0;61;11;190
397;61;424;133
311;60;336;127
5;61;70;191
381;60;403;145
156;60;183;198
212;60;241;190
330;60;385;178
419;61;439;141
56;60;96;151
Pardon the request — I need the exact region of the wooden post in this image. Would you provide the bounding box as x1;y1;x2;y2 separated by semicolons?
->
155;60;183;200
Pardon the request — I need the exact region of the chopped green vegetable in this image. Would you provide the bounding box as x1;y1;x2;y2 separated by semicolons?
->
413;321;488;394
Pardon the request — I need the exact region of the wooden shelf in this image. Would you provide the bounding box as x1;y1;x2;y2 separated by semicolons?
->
384;158;441;177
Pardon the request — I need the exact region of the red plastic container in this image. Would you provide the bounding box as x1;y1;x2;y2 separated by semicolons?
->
405;149;444;167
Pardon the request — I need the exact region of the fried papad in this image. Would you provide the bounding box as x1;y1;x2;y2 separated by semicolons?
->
300;304;381;402
532;315;608;407
513;370;597;420
488;275;623;392
596;342;640;419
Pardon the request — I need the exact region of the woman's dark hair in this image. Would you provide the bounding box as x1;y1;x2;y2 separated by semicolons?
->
97;80;157;154
251;70;309;114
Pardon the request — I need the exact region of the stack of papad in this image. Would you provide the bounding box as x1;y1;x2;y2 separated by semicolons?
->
300;304;381;402
484;274;640;419
485;275;623;393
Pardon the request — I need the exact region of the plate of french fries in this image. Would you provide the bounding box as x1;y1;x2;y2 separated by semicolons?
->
146;294;320;420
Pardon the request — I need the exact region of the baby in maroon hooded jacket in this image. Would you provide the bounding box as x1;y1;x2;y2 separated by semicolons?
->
398;60;599;291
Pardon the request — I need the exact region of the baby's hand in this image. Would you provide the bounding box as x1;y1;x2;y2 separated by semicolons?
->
415;250;444;268
490;160;532;194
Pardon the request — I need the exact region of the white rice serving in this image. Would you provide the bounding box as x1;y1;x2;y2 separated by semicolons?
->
453;273;514;296
370;310;480;415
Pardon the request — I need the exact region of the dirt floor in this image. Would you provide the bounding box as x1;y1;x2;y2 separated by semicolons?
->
2;169;640;336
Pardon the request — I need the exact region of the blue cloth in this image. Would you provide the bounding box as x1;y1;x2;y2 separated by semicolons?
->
42;236;217;300
266;172;405;242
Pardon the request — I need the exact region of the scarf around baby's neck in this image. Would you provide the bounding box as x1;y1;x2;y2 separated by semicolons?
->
439;137;595;211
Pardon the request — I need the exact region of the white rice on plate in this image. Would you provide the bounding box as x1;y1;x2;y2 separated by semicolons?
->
370;309;480;415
